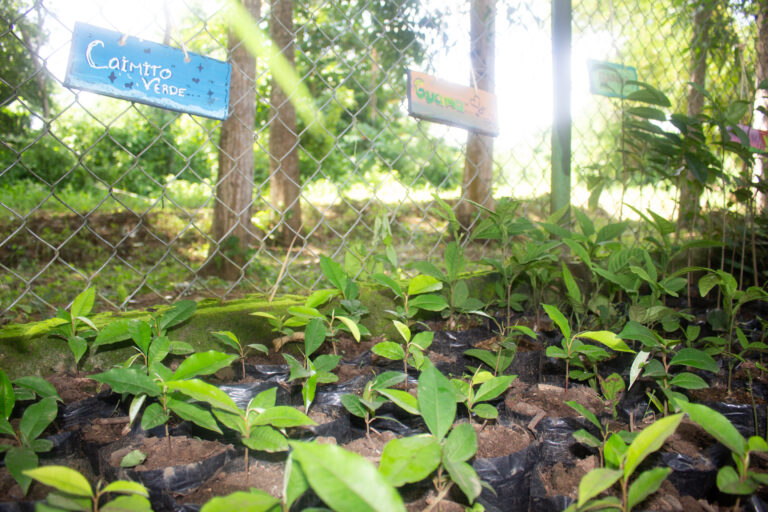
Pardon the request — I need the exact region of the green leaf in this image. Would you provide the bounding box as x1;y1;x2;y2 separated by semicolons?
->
679;401;747;458
336;315;361;342
371;371;406;391
624;413;683;479
284;452;310;510
249;387;277;410
242;426;289;452
169;341;195;355
166;396;222;434
200;490;281;512
472;403;499;419
378;389;420;416
629;351;651;390
545;345;568;359
211;331;240;351
101;480;149;497
120;449;147;468
130;321;152;355
573;429;601;448
562;263;582;305
67;336;88;365
23;464;92;498
158;300;197;331
70;287;95;320
372;341;405;360
141;402;169;430
303;374;318;413
172;351;238;381
305;318;327;359
379;435;442;487
392;320;411;343
543;304;571;340
464;349;500;371
669;372;708;390
371;273;404;299
147;335;170;368
577;468;622;507
19;397;58;445
627;467;671;509
408;275;442;296
313;354;341;373
101;494;154;512
577;331;634;353
30;438;53;453
566;400;601;431
320;256;348;292
417;360;456;441
92;319;133;349
669;348;718;373
717;465;757;495
443;458;482;504
165;379;240;414
0;370;14;420
408;294;449;312
253;406;316;428
289;441;406;512
306;289;340;309
444;423;477;462
474;375;516;403
411;331;434;351
7;447;37;494
341;394;368;418
91;368;159;397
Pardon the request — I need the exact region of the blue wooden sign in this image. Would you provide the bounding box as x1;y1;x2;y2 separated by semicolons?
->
588;60;639;99
64;22;231;120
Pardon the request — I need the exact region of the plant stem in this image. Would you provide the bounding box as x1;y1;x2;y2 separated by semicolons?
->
245;447;249;476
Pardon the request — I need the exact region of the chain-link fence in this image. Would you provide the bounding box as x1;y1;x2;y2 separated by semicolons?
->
0;0;756;321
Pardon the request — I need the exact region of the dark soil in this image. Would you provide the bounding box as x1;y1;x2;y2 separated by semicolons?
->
475;422;533;459
109;436;230;471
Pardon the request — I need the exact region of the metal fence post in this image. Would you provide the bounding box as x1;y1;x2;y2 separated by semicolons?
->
551;0;571;226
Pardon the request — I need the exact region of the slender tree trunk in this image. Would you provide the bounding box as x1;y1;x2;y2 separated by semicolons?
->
754;2;768;213
203;0;259;280
269;0;302;246
457;0;495;232
677;1;713;230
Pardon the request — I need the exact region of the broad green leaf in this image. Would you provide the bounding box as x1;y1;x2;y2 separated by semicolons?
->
283;353;312;381
305;318;327;358
542;304;571;340
284;452;309;510
562;263;582;305
141;402;169;430
748;436;768;453
30;438;53;453
577;468;622;507
147;335;170;368
443;458;481;504
67;336;88;365
379;435;441;487
92;319;133;348
200;490;281;512
212;409;245;436
411;331;434;351
320;256;348;292
7;447;37;494
306;289;340;309
0;417;14;437
19;397;58;445
627;467;671;509
172;351;238;381
314;354;341;373
573;429;601;448
408;275;442;296
444;423;477;462
444;242;462;281
12;377;64;403
70;287;95;320
464;349;500;371
242;426;289;452
669;348;718;373
624;413;683;479
392;320;411;343
23;464;92;498
669;372;708;390
417;361;456;441
169;341;195;355
474;375;516;403
372;341;405;360
341;394;367;418
250;387;278;411
303;374;318;413
577;331;634;353
253;406;316;428
545;345;568;359
566;400;601;431
129;395;146;428
371;273;404;299
130;321;152;355
289;441;406;512
158;300;197;331
120;449;147;468
471;371;494;387
472;403;499;419
371;371;406;391
629;351;651;390
378;389;420;416
101;480;149;497
604;433;628;469
101;495;154;512
679;402;747;457
166;396;222;434
334;316;361;343
717;465;757;495
166;379;240;414
0;370;14;420
211;331;240;351
408;294;448;312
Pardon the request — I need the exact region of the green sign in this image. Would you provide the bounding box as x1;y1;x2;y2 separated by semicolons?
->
588;60;638;99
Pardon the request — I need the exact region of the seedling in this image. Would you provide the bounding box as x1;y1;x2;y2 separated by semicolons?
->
566;413;684;512
49;286;98;376
600;372;626;419
566;400;635;467
371;272;448;326
451;368;516;423
372;320;433;390
341;371;410;437
24;465;152;512
211;330;268;380
0;370;62;495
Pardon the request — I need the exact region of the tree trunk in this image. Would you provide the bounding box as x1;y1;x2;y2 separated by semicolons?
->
456;0;495;232
755;2;768;213
203;0;259;280
269;0;302;246
677;2;713;230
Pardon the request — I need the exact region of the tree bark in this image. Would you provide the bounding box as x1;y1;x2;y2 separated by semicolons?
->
456;0;495;232
269;0;302;246
754;2;768;213
677;2;713;230
203;0;259;280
